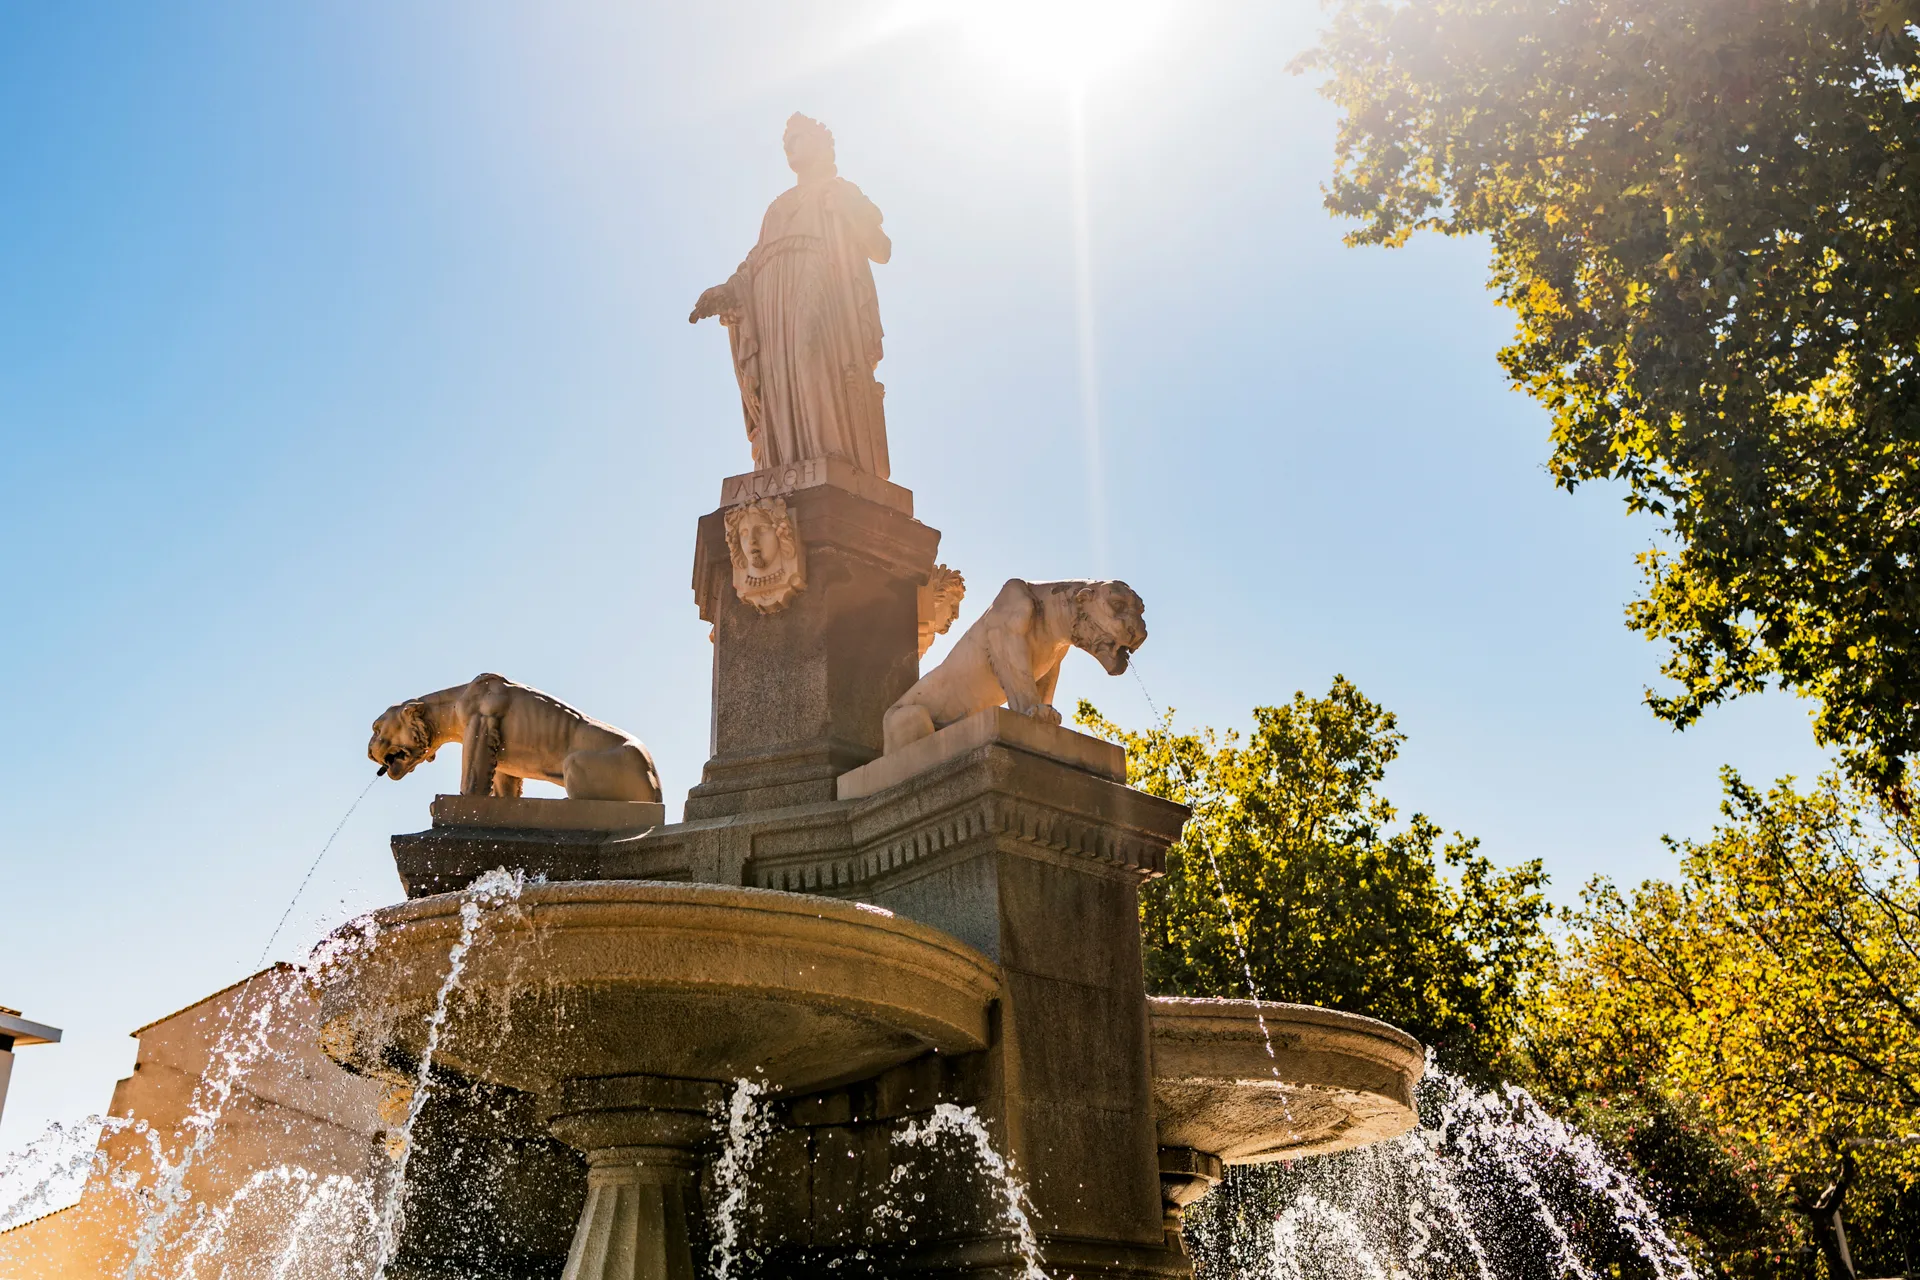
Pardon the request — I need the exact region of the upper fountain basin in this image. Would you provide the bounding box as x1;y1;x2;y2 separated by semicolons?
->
312;880;1002;1096
1150;997;1423;1162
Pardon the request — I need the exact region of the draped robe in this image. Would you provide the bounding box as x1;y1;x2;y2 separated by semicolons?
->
718;175;891;480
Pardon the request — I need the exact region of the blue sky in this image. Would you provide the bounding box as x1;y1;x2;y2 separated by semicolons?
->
0;2;1830;1154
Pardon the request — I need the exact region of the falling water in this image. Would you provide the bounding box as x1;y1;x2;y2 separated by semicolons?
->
1200;844;1281;1077
1429;1070;1697;1280
894;1103;1046;1280
266;1172;381;1280
367;867;524;1279
1184;1061;1702;1280
1398;1126;1497;1280
710;1079;774;1280
0;1115;142;1232
172;1164;366;1279
1437;1077;1599;1280
120;967;309;1279
1182;812;1697;1280
1271;1193;1392;1280
165;1163;380;1280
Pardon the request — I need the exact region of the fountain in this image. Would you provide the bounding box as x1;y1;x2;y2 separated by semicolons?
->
298;117;1429;1280
0;116;1429;1280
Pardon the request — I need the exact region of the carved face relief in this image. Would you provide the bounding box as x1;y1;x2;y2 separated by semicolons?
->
724;497;806;614
917;564;967;658
1070;581;1148;676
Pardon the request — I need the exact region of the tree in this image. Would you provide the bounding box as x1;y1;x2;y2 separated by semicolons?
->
1301;0;1920;790
1527;769;1920;1275
1077;676;1552;1079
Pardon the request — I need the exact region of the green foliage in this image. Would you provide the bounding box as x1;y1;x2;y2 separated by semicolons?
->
1077;676;1551;1079
1301;0;1920;789
1528;769;1920;1274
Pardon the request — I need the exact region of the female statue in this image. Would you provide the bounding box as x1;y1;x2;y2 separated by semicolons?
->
690;115;893;480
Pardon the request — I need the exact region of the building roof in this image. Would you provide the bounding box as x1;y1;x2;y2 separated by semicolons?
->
0;1011;61;1047
128;964;295;1037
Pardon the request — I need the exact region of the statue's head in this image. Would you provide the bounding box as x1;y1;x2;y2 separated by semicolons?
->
1069;581;1149;676
368;701;435;779
917;564;967;658
783;113;837;181
725;497;807;613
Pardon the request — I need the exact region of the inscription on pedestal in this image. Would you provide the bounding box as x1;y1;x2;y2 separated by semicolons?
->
720;456;914;515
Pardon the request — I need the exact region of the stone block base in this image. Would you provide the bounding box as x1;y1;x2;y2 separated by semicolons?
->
432;794;666;831
835;708;1124;800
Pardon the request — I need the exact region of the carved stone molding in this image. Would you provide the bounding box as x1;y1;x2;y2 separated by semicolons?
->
747;745;1186;895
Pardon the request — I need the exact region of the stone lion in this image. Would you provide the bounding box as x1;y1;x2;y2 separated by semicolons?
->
368;673;662;803
882;579;1147;754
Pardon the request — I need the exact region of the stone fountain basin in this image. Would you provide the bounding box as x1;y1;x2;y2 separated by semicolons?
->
1149;997;1423;1163
313;881;1002;1097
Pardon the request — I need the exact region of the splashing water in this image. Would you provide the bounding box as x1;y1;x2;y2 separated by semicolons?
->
894;1104;1046;1280
1271;1193;1392;1280
0;1115;141;1231
709;1079;774;1280
172;1164;375;1279
1429;1069;1696;1280
1179;771;1695;1280
165;1164;380;1280
121;967;311;1279
1186;1060;1701;1280
366;867;524;1280
1397;1125;1497;1280
266;1172;381;1280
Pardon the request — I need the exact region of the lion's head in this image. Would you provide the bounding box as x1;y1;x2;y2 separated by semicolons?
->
1069;581;1148;676
368;701;435;780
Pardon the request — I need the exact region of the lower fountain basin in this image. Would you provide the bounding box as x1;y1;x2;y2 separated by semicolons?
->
1150;997;1423;1163
312;880;1002;1096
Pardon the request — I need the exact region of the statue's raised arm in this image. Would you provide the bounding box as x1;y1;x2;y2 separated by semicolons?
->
690;114;893;479
688;279;739;324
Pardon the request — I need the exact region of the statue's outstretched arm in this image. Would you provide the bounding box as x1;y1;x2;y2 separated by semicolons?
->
689;265;749;323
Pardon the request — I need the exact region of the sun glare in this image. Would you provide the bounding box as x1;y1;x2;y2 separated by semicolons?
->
946;0;1169;86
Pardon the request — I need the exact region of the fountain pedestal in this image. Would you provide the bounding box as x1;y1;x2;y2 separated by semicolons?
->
686;467;940;819
546;1077;720;1280
564;1156;702;1280
821;732;1190;1275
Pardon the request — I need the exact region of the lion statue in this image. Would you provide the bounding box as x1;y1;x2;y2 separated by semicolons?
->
368;673;662;803
882;579;1147;754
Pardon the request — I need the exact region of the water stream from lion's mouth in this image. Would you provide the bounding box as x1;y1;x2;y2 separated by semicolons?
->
256;776;379;967
1132;660;1284;1081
